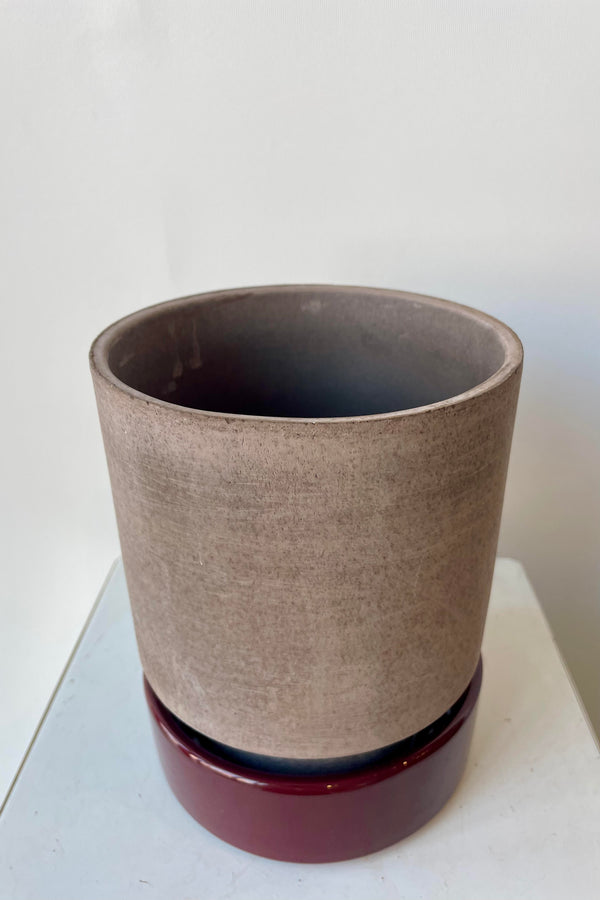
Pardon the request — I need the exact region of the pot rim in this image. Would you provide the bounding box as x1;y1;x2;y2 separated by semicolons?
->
90;284;523;424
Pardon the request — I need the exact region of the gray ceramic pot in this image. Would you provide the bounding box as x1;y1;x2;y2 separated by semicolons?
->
90;285;522;762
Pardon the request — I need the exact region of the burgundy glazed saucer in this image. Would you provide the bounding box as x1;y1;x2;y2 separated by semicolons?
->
144;658;482;863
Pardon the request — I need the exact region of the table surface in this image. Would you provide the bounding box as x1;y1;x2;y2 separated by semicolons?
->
1;559;599;900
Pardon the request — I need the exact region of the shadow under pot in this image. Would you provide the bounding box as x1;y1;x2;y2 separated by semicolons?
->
90;284;522;862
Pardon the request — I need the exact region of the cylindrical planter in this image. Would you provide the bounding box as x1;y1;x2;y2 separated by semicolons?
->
90;285;522;858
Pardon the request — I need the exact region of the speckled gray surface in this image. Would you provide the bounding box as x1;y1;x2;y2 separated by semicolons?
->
90;285;522;758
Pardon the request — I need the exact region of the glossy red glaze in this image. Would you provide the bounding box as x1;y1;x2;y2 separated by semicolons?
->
144;659;482;863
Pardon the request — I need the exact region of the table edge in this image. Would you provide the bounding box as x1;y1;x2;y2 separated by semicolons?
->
0;559;120;817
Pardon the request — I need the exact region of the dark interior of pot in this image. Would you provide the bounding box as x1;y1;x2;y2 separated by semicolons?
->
106;287;508;417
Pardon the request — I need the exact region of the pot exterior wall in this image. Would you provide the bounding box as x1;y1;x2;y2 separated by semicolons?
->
92;360;520;759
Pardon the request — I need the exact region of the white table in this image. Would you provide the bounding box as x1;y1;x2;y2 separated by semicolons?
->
1;559;599;900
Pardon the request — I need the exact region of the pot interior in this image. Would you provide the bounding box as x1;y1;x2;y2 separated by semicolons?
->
105;287;508;418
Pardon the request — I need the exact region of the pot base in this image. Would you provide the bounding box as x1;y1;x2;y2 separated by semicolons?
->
144;659;482;863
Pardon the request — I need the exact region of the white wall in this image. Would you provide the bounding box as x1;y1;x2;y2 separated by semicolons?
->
1;1;599;799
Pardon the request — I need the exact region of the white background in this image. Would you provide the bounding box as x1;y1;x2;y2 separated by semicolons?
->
1;1;599;801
